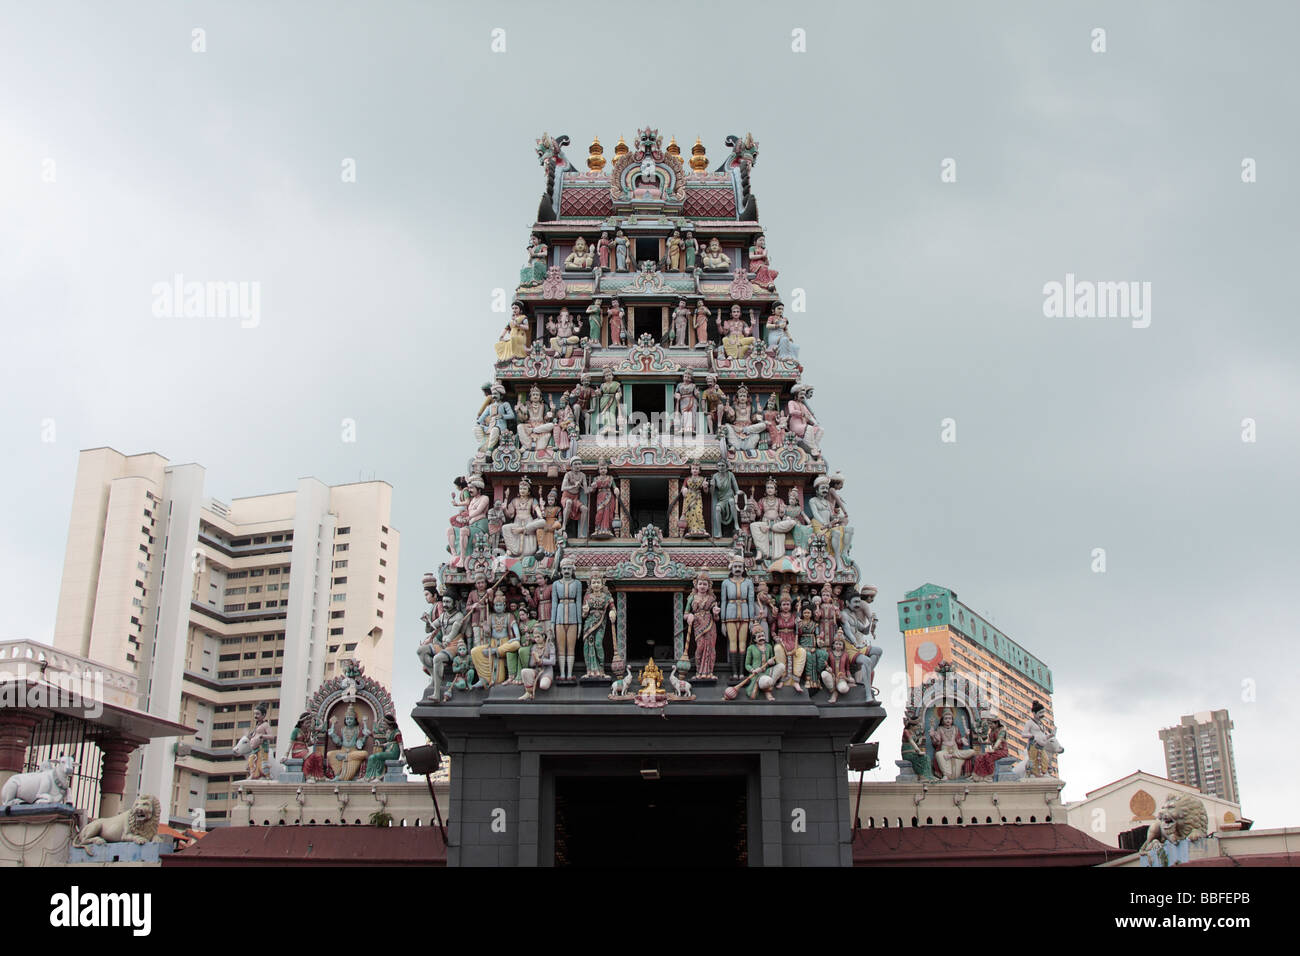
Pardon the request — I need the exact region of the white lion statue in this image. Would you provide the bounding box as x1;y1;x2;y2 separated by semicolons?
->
1;754;75;806
73;793;162;847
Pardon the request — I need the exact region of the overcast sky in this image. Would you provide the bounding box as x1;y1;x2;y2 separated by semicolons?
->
2;1;1297;828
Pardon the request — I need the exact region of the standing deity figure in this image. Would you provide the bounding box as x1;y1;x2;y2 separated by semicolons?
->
1023;701;1061;778
763;301;799;360
671;298;691;347
519;628;557;699
683;229;699;271
550;558;583;680
930;708;976;779
569;372;596;425
815;583;841;646
969;715;1009;782
807;474;851;569
786;384;825;457
524;570;554;637
762;392;787;449
244;703;273;779
614;230;631;272
586;298;604;346
820;636;856;704
471;594;523;686
327;705;371;781
476;383;516;455
552;401;577;459
720;304;756;360
681;462;709;538
463;573;494;646
501;477;548;559
418;593;467;701
702;237;731;270
799;607;825;692
565;236;594;270
667;230;685;271
684;572;720;679
840;589;882;700
559;458;589;536
494;301;530;364
590;459;618;538
771;593;806;691
702;374;727;433
547;307;580;358
594;367;623;436
744;626;782;700
606;297;626;346
692;300;712;348
674;371;700;435
748;235;779;289
596;231;611;271
710;456;741;537
750;479;798;562
537;488;562;555
901;711;935;780
516;385;555;457
520;235;548;286
579;572;614;678
720;557;756;680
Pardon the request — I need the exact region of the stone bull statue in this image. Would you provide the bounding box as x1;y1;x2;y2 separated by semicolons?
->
1;754;76;806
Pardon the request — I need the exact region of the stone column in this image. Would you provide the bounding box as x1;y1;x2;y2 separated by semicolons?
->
98;735;143;818
668;477;680;534
619;478;632;538
0;711;43;788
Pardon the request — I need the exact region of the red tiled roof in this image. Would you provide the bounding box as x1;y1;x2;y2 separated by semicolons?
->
853;823;1118;867
162;825;447;867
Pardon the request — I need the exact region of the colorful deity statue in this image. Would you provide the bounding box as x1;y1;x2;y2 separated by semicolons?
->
820;635;857;704
901;709;934;780
683;229;698;271
450;642;480;692
614;230;631;272
702;373;727;432
763;301;798;360
597;231;611;270
681;462;709;538
693;299;711;348
559;458;589;537
502;477;548;559
968;714;1009;782
520;235;548;286
684;572;720;679
743;625;781;700
748;235;778;289
494;301;530;364
519;627;557;699
243;702;273;780
363;716;402;780
751;478;799;562
550;557;583;680
720;304;756;359
702;237;731;270
710;456;740;537
672;298;691;347
471;594;523;686
763;393;787;449
594;367;622;436
930;707;976;779
547;308;581;358
667;229;685;271
590;459;618;538
565;236;594;270
516;385;555;457
674;371;700;435
418;592;467;701
1023;701;1064;778
580;571;614;678
586;298;604;345
840;588;881;701
327;704;372;781
799;607;824;692
786;384;825;458
720;557;756;679
569;372;596;423
771;592;805;691
476;383;516;455
807;474;851;570
606;298;626;346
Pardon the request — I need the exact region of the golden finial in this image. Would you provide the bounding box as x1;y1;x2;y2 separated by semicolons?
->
666;136;680;158
588;135;606;171
614;134;628;158
689;136;708;172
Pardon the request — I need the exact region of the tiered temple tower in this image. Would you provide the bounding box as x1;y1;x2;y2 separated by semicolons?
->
413;129;884;867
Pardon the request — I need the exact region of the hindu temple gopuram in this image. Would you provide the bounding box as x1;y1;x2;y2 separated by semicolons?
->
412;129;885;866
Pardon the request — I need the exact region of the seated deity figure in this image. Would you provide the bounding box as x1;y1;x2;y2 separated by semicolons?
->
839;589;882;701
721;384;766;453
929;708;976;780
720;305;756;360
417;593;467;700
326;704;371;781
564;237;594;270
748;235;779;290
750;479;799;562
501;478;548;558
475;384;516;455
494;301;530;363
702;237;731;270
515;385;555;458
786;384;825;458
763;302;799;360
806;474;851;569
470;594;523;686
518;628;556;700
547;308;581;358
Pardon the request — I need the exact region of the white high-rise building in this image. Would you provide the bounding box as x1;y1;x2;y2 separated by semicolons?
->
53;447;399;824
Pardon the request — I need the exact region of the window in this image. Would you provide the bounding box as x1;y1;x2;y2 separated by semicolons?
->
253;537;267;545
241;668;256;677
333;576;348;585
332;594;346;603
218;653;239;662
247;602;261;610
329;645;340;653
344;643;357;652
331;610;345;619
381;525;388;533
337;527;351;535
269;567;280;575
261;650;274;658
330;627;344;636
224;604;245;613
377;592;384;601
335;543;349;553
378;575;386;584
334;560;348;569
250;569;263;577
379;558;387;567
380;541;387;550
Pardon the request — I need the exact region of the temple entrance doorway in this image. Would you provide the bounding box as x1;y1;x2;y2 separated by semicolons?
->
551;760;748;867
628;476;669;534
622;590;675;664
